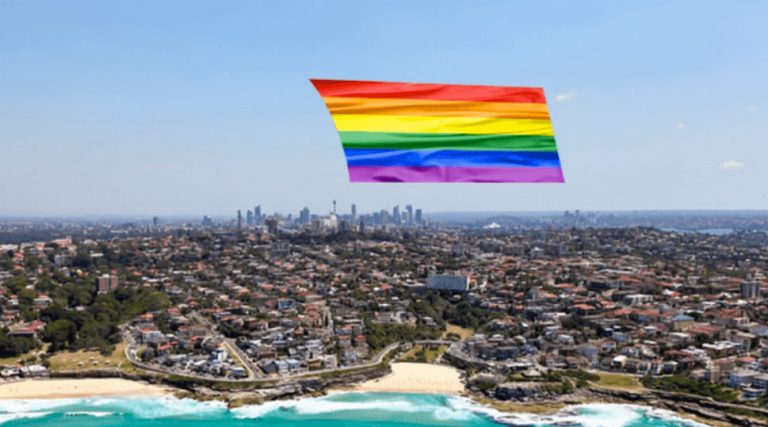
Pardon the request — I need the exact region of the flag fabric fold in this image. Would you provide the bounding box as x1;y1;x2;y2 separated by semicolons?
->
311;79;565;183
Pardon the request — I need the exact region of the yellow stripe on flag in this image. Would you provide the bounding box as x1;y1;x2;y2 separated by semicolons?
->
331;114;554;136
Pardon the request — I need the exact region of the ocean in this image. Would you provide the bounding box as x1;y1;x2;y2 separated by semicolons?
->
0;392;708;427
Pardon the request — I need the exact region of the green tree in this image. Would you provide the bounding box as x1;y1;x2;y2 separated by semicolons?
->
44;319;77;352
0;331;39;358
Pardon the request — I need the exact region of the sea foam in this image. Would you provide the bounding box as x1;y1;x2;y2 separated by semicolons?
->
232;392;481;421
0;393;717;426
0;396;226;422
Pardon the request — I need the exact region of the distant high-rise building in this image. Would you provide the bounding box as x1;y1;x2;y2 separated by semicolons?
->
299;207;310;224
152;216;159;228
246;210;254;225
741;281;762;300
265;217;279;235
333;199;337;214
237;210;243;234
405;205;414;226
415;209;423;224
202;215;214;227
98;274;119;294
393;205;401;224
254;205;262;224
351;203;357;222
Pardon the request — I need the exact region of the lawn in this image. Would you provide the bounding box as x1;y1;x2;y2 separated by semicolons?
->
48;342;134;372
592;372;644;391
443;323;475;340
401;344;448;363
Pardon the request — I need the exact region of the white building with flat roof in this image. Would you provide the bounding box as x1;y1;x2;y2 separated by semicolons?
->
427;274;471;292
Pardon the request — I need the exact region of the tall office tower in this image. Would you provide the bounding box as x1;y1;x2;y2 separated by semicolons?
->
405;205;413;226
351;203;357;222
380;209;390;224
254;205;262;224
392;205;401;224
152;216;159;228
237;210;243;234
202;215;214;227
741;281;763;300
265;217;279;235
246;210;254;225
415;208;423;225
299;207;310;224
333;199;337;214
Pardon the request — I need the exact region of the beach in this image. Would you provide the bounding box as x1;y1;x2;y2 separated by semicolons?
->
351;362;465;394
0;378;169;399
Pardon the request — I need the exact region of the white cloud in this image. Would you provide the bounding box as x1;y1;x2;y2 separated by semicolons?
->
746;105;759;113
718;160;745;171
555;91;575;102
675;122;686;129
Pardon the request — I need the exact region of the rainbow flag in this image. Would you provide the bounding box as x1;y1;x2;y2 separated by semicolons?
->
311;79;564;183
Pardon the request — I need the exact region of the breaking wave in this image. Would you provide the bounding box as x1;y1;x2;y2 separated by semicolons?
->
0;396;226;424
231;393;451;419
64;411;113;417
0;392;714;426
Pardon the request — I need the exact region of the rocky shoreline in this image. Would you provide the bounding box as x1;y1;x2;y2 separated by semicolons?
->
475;386;768;427
582;387;768;427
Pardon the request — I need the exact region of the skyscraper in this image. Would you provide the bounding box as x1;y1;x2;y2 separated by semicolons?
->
237;210;243;234
415;208;423;225
333;199;337;215
392;205;401;224
266;217;279;235
405;205;413;226
254;205;262;224
351;203;357;222
299;207;310;224
246;210;254;226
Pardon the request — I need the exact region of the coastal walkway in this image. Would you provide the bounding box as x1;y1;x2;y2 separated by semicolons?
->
413;339;455;346
122;330;400;384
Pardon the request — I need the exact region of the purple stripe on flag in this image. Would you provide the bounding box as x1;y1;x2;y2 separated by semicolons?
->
347;166;564;183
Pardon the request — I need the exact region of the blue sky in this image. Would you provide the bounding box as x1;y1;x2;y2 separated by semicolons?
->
1;1;767;216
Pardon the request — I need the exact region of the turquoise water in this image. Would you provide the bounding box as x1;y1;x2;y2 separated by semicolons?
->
0;392;707;427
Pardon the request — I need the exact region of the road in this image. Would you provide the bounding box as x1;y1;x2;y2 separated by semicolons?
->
188;312;263;378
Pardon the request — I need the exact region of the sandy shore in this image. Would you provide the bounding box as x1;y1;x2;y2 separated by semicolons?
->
0;378;169;399
351;362;464;394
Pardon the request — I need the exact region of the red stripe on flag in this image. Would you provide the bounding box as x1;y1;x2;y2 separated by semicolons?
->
311;79;546;104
